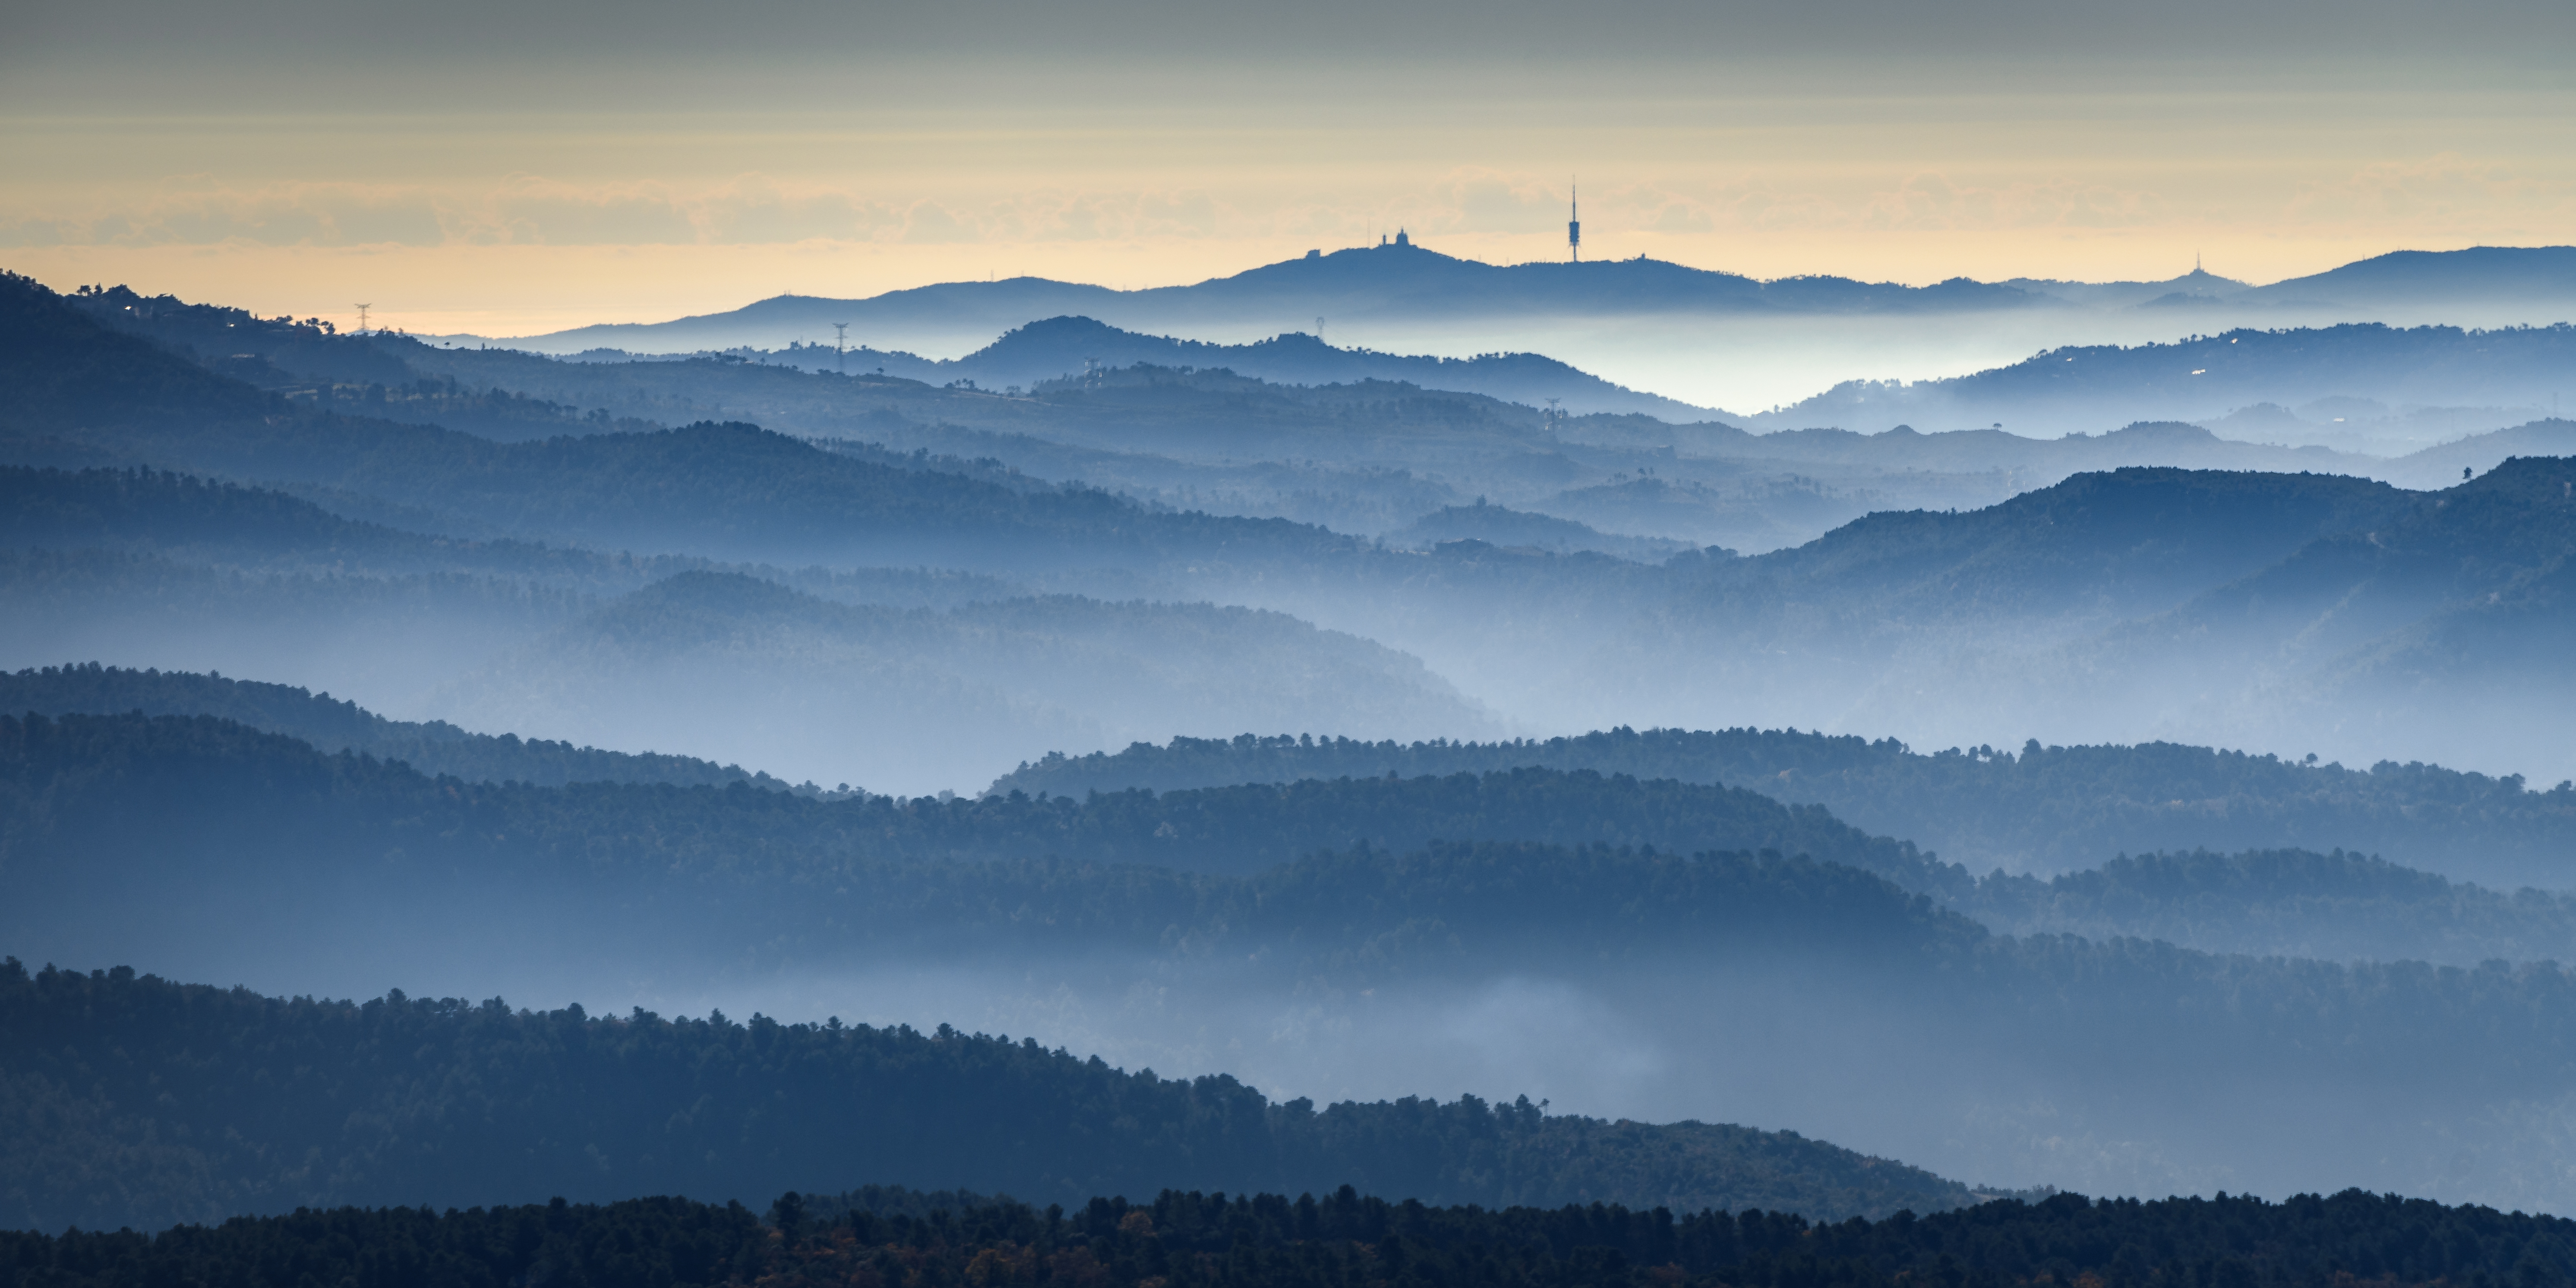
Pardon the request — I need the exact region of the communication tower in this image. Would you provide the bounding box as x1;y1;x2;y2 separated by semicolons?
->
1568;183;1581;263
833;322;849;373
355;303;371;335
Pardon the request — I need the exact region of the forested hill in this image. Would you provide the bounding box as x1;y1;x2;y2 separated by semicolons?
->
0;960;1978;1232
0;464;650;582
1751;322;2576;436
0;465;1036;606
1944;323;2576;408
0;710;1948;890
0;664;782;791
1969;846;2576;966
12;1185;2572;1288
1695;466;2414;627
989;729;2576;880
25;709;2576;965
0;272;1362;569
27;714;2576;1210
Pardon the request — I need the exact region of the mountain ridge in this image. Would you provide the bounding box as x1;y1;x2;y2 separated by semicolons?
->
486;243;2055;355
449;245;2576;361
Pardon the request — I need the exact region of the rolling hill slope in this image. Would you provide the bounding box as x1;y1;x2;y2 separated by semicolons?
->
18;711;2576;1210
0;960;1980;1231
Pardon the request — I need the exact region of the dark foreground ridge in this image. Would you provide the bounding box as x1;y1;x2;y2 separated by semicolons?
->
9;1184;2573;1288
0;961;1973;1233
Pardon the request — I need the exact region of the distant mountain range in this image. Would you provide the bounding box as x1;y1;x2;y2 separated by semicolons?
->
2003;249;2576;313
783;315;1719;419
15;268;2576;793
21;707;2576;1212
1745;322;2576;445
2241;246;2576;309
486;242;2041;355
454;244;2576;358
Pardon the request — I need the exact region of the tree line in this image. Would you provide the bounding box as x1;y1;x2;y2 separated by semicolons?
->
10;1184;2575;1288
0;664;783;792
0;710;1946;888
0;960;1973;1234
988;729;2576;881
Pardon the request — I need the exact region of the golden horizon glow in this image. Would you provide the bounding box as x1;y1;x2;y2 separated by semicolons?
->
1;224;2526;345
7;27;2573;345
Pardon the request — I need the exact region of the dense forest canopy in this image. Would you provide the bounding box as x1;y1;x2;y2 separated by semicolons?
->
21;711;2576;1214
20;655;2576;900
0;663;783;791
18;696;2576;962
0;710;1946;890
13;261;2576;1236
0;960;1975;1233
10;1183;2576;1288
989;729;2576;882
1970;847;2576;965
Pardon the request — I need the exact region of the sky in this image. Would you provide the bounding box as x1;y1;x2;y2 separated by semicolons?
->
4;0;2573;339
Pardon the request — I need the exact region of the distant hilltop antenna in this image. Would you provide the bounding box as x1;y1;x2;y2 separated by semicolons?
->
1568;182;1582;263
354;303;371;335
1316;316;1326;346
832;322;849;373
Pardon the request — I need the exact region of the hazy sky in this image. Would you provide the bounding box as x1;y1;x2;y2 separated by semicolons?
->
5;0;2572;337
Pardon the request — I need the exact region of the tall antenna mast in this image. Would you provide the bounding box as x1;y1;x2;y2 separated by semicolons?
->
833;322;849;373
1316;316;1326;347
1568;181;1581;263
355;303;371;335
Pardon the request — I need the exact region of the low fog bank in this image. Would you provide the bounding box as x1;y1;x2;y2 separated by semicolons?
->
1348;305;2568;430
51;271;2576;568
0;567;1501;796
1220;461;2576;803
455;246;2576;422
17;258;2576;1234
14;703;2576;1215
991;732;2576;897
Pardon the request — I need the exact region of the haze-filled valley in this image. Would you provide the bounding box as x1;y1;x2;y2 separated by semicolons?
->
445;243;2576;423
23;0;2576;1271
15;265;2575;786
9;227;2576;1271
